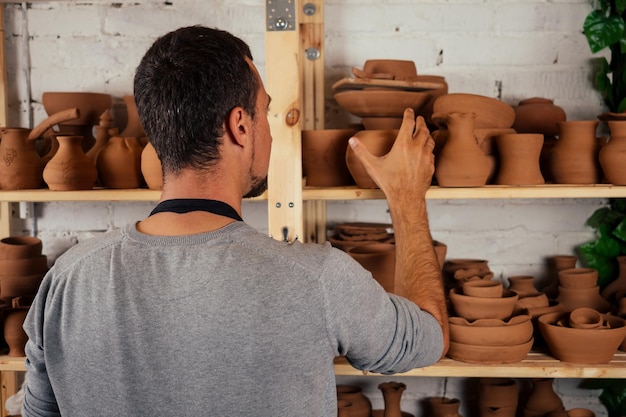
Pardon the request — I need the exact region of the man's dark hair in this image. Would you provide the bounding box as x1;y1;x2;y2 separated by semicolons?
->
134;25;259;174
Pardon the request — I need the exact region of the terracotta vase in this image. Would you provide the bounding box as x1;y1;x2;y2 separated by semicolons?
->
0;236;42;260
478;378;517;417
348;243;396;294
120;95;146;137
86;109;116;165
435;112;490;187
0;128;44;190
508;276;540;297
558;268;598;289
141;142;163;190
337;385;372;417
557;285;612;313
427;397;462;417
599;120;626;184
97;136;144;189
43;135;98;191
601;255;626;302
551;121;601;184
523;378;564;417
512;98;566;136
4;307;29;357
302;129;357;187
378;382;407;417
495;133;545;185
338;400;354;417
542;255;578;299
346;129;397;189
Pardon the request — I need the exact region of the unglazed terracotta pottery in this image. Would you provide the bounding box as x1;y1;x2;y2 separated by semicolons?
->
338;400;354;417
494;133;545;185
558;268;598;289
478;378;518;417
568;307;606;329
433;93;516;129
0;236;42;260
514;293;549;315
0;128;44;190
448;315;533;346
97;136;143;189
538;311;626;363
0;255;48;276
462;280;503;298
346;129;397;188
86;110;115;165
443;258;493;290
378;382;410;417
328;222;394;251
523;378;564;417
599;120;626;184
557;285;612;313
447;338;533;364
433;240;447;271
335;90;431;118
427;397;462;417
337;385;372;417
512;98;566;136
348;243;395;294
542;255;578;299
601;255;626;302
302;129;357;187
120;95;146;137
551;120;601;184
448;288;518;320
43;135;98;191
4;305;29;357
362;59;417;80
0;273;45;300
361;117;403;130
141;142;163;190
507;276;540;297
435;112;490;187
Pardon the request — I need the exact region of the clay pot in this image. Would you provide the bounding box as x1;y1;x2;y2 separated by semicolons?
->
42;91;112;151
601;255;626;302
551;121;601;184
557;285;612;313
362;59;417;80
302;129;357;187
346;129;397;189
558;268;598;289
348;243;395;293
523;378;564;417
462;280;503;298
335;90;431;118
494;133;545;185
435;112;491;187
433;93;516;129
338;400;354;417
43;135;98;191
378;382;408;417
97;136;144;189
141;142;163;190
0;273;45;299
514;293;549;315
4;306;29;357
599;120;626;184
361;117;403;130
478;378;518;417
448;288;519;320
0;128;45;190
512;98;567;136
443;259;493;290
0;236;42;260
86;110;116;165
448;315;533;346
507;275;540;297
538;312;626;363
0;255;48;276
542;255;578;299
120;95;145;137
427;397;462;417
568;307;606;329
447;338;533;364
337;385;372;417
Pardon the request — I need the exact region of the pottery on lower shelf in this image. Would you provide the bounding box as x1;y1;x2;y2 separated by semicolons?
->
337;385;372;417
427;397;462;417
462;280;503;298
556;285;612;313
523;378;564;417
542;255;578;299
377;382;412;417
478;378;518;417
4;300;30;357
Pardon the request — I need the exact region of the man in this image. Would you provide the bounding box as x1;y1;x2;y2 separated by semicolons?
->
22;26;448;416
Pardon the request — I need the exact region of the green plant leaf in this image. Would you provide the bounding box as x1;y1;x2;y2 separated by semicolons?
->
613;217;626;242
617;0;626;15
584;11;626;53
610;198;626;214
586;206;624;229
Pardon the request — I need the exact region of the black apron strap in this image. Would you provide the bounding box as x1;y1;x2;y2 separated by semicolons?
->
149;199;243;222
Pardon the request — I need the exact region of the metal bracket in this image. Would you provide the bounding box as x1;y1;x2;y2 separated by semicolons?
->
266;0;296;32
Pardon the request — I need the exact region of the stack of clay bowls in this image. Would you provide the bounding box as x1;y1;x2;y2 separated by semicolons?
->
555;268;612;313
328;222;394;252
447;280;534;363
507;275;550;315
442;258;494;292
333;59;447;130
0;236;47;303
538;307;626;363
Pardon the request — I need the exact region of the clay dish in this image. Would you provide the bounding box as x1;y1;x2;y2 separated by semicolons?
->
449;315;533;346
335;90;431;118
361;117;403;130
462;280;503;298
447;338;533;364
362;59;418;80
42;92;112;126
0;255;48;276
558;268;598;289
538;311;626;363
433;93;516;128
0;236;42;260
449;287;519;320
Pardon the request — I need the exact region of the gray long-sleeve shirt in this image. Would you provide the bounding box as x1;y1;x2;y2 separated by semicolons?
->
22;222;443;416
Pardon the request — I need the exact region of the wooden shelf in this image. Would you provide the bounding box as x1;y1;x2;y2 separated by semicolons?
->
334;351;626;378
0;356;25;372
304;184;626;200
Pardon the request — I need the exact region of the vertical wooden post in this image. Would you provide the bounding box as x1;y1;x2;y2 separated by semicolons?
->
0;7;10;241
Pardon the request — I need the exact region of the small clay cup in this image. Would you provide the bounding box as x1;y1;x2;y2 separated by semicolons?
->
568;307;606;329
0;236;43;260
462;280;503;298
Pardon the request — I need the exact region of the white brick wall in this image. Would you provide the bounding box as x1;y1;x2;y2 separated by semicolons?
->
2;1;614;415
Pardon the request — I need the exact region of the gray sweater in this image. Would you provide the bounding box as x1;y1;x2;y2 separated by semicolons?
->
22;222;443;417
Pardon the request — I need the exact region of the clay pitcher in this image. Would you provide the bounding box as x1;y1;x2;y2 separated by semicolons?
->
337;385;372;417
435;112;490;187
495;133;545;185
97;136;144;189
141;141;163;190
43;135;98;190
478;378;517;417
0;128;45;190
379;382;407;417
599;120;626;185
523;378;564;417
551;121;600;184
4;306;29;357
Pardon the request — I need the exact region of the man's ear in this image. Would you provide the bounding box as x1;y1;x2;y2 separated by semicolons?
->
226;106;251;148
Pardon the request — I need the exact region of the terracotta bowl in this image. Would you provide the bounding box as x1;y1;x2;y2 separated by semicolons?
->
449;288;519;320
335;90;431;118
0;236;43;260
568;307;606;329
449;315;533;346
0;273;45;299
302;129;357;187
433;93;516;129
327;235;393;252
345;129;398;188
42;92;112;126
447;338;533;364
0;255;48;276
558;268;598;289
538;311;626;363
462;280;503;298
